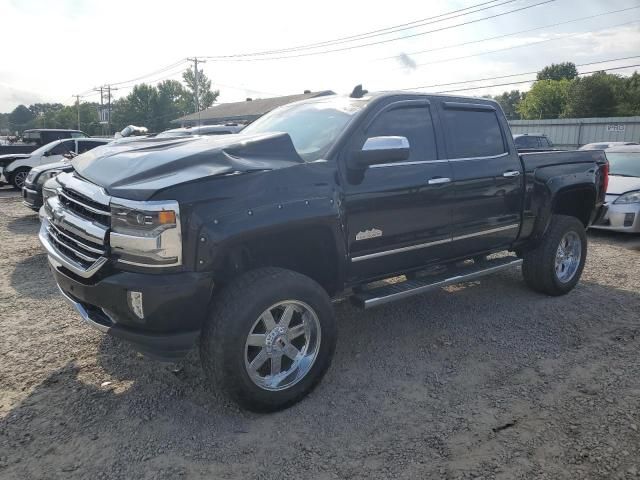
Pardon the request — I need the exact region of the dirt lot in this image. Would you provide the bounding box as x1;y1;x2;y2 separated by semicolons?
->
1;188;639;480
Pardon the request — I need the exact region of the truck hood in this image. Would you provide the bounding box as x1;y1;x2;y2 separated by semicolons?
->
607;175;640;195
72;132;304;200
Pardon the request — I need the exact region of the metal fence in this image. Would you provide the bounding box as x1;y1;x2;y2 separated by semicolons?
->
508;117;640;149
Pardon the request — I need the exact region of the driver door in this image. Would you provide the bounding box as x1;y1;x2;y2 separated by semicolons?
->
341;98;454;282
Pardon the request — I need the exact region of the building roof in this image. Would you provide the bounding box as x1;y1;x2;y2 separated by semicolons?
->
173;90;335;124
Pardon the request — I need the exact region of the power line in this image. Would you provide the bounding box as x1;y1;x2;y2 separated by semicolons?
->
412;19;639;69
434;63;640;94
108;59;188;86
203;0;519;58
400;55;640;91
201;0;555;62
380;5;640;61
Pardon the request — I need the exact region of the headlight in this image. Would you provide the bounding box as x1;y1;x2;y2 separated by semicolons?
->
42;177;61;202
36;169;63;186
26;169;38;184
614;190;640;205
109;199;182;267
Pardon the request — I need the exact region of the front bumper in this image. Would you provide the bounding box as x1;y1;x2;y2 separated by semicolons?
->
591;201;640;233
22;183;42;211
49;258;214;360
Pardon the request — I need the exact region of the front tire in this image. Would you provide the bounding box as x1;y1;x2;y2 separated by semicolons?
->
522;215;587;296
200;268;337;412
9;167;30;190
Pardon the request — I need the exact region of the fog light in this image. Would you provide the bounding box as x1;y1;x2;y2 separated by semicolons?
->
128;291;144;320
624;213;635;227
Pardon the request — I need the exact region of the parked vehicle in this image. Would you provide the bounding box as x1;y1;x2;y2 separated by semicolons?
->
157;124;244;137
21;137;152;210
3;137;109;189
512;133;556;152
591;145;640;233
0;129;88;157
579;141;639;151
39;91;608;411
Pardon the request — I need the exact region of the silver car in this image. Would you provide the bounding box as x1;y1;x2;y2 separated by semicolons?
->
591;145;640;233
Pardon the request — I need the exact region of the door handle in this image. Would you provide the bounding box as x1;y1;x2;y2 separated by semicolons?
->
428;177;451;185
503;170;521;177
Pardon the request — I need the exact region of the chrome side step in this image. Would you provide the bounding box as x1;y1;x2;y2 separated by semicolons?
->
352;256;523;309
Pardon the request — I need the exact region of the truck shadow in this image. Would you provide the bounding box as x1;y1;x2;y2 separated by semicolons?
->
6;212;39;235
9;253;58;299
2;270;639;477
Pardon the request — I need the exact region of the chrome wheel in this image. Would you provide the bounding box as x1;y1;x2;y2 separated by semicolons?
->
244;300;321;391
13;170;28;189
555;231;582;283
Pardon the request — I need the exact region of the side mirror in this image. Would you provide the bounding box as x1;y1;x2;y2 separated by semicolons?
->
43;150;51;156
349;136;410;169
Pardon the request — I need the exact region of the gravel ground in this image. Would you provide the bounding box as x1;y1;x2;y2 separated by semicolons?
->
1;187;639;480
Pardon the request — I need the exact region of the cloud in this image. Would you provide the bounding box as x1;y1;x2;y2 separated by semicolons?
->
0;83;44;111
396;52;417;71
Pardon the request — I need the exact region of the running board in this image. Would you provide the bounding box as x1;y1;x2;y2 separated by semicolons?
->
352;257;523;309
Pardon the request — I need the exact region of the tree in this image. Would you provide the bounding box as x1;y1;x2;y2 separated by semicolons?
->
517;79;571;119
8;105;35;132
537;62;578;81
491;90;523;119
182;67;219;112
614;71;640;116
563;72;621;118
156;80;190;131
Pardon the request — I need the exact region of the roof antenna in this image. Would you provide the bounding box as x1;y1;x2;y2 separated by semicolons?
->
350;84;368;99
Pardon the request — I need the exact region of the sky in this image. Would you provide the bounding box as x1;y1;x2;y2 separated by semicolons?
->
0;0;639;112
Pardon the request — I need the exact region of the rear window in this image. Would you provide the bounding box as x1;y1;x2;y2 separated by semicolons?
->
515;136;541;148
77;140;106;153
442;108;506;158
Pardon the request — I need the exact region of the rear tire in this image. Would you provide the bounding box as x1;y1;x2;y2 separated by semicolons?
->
522;215;587;296
9;167;30;190
200;268;337;412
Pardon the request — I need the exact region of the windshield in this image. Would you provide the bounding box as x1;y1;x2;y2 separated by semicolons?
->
607;152;640;177
242;97;366;161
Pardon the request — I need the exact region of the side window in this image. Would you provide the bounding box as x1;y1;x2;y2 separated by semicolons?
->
49;140;76;155
77;141;104;153
442;108;506;158
539;137;551;148
365;106;437;162
71;132;88;138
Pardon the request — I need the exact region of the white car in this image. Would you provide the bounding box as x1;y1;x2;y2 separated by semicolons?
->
591;145;640;233
2;137;110;189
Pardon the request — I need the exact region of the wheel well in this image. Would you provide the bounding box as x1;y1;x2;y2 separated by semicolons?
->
221;226;341;296
552;187;595;227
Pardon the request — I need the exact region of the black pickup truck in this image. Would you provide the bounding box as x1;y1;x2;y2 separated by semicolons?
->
39;90;608;411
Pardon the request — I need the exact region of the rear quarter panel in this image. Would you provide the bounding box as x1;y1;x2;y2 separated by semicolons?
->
518;150;607;243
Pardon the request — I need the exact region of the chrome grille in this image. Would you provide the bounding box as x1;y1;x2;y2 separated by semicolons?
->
58;188;111;225
40;173;111;278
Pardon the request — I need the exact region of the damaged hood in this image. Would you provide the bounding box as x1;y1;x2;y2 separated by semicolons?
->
72;132;304;200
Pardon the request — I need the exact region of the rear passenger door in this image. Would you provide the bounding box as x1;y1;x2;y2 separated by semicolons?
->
437;101;523;256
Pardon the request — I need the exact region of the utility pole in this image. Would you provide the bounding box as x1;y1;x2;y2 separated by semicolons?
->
187;57;206;119
107;85;111;136
74;95;81;130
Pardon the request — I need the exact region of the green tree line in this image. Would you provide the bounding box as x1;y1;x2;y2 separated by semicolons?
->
490;62;640;120
1;67;218;136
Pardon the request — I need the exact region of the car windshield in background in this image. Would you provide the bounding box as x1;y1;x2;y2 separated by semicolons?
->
241;98;366;161
606;152;640;177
